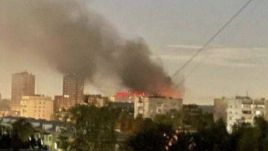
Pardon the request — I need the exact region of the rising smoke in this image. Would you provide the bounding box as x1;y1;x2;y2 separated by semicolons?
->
0;0;182;98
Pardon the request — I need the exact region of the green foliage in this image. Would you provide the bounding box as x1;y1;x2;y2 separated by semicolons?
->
0;118;47;149
128;113;268;151
57;127;71;150
154;111;182;130
237;127;258;151
128;121;172;151
64;105;121;151
153;106;214;131
116;111;134;133
56;104;268;151
12;118;35;142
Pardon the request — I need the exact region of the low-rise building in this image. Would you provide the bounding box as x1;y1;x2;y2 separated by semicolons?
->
84;94;110;107
134;96;183;118
20;95;54;120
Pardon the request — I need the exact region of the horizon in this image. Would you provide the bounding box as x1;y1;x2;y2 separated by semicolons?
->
1;0;268;104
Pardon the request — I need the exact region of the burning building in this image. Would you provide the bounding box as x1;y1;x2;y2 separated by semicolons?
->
111;91;146;103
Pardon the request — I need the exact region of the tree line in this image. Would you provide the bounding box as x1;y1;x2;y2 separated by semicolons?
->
2;104;268;151
62;104;268;151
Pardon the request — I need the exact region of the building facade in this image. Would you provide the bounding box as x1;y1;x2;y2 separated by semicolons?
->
20;95;54;120
54;95;72;112
213;97;228;121
11;72;35;113
134;96;183;118
63;74;84;106
84;94;110;108
214;96;268;132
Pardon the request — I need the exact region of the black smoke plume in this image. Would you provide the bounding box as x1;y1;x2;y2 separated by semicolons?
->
0;0;182;98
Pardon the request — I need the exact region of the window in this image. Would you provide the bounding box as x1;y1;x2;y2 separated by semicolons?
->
242;110;251;114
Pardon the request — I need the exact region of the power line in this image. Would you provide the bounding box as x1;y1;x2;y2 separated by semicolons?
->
172;0;255;78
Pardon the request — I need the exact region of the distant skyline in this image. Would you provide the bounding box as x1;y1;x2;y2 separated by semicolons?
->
1;0;268;104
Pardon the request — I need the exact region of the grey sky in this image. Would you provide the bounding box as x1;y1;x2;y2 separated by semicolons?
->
1;0;268;104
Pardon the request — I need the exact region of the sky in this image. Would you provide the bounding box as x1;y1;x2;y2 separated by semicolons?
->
1;0;268;104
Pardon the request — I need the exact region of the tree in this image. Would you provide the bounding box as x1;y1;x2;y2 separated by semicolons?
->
198;119;229;151
132;115;144;133
66;105;120;151
237;127;258;151
0;118;47;150
169;118;229;151
57;127;72;150
116;111;135;133
154;114;173;127
128;121;173;151
12;118;35;143
254;117;268;151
